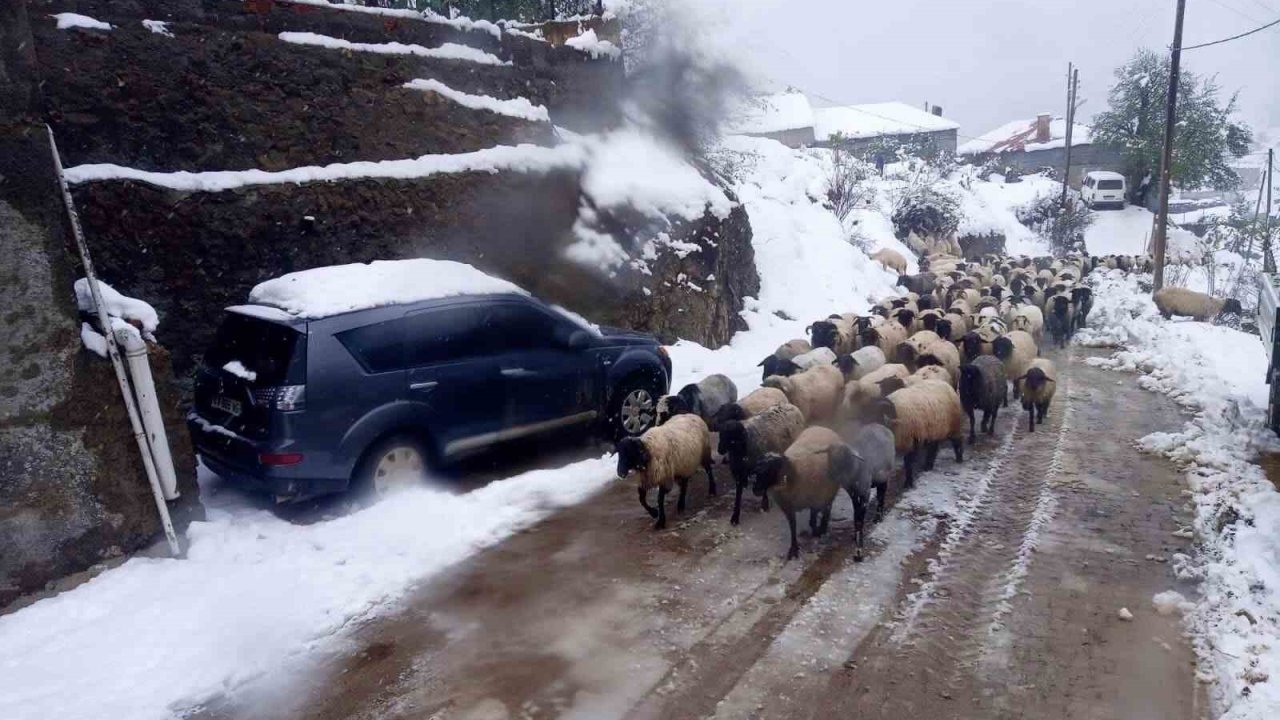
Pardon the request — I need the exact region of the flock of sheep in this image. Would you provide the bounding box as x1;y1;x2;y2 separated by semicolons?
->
615;248;1241;561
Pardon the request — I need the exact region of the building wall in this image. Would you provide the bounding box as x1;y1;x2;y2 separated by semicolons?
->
743;126;816;148
979;143;1126;188
821;129;958;158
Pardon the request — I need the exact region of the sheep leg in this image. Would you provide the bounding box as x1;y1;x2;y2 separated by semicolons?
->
761;493;771;513
966;406;977;444
903;451;917;488
785;510;800;560
654;486;668;530
704;458;717;496
988;405;999;435
951;436;964;463
1027;405;1036;432
676;477;689;513
1038;401;1049;424
852;494;867;562
808;508;820;536
638;487;658;518
874;480;888;522
731;479;745;526
924;442;940;471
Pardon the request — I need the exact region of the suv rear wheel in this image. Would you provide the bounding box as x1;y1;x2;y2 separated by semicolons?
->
353;434;430;499
609;373;663;439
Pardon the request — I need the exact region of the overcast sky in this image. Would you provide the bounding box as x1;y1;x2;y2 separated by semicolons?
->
711;0;1280;142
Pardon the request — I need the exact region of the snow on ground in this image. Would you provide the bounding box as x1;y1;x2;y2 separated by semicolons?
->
580;130;732;223
51;12;112;31
277;31;509;66
0;457;618;720
1085;206;1153;255
63;143;585;192
1078;270;1280;719
667;135;901;391
402;78;549;122
284;0;503;38
249;259;527;318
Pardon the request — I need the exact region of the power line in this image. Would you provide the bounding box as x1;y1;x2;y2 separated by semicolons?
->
1205;0;1265;24
1184;15;1280;49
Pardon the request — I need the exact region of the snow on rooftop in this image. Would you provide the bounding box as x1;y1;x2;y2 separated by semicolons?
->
62;143;586;192
813;102;959;142
403;79;549;122
958;115;1093;155
278;32;509;66
725;92;815;136
248;259;527;318
51;12;112;31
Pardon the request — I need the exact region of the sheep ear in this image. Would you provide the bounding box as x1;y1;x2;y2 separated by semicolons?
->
757;358;767;367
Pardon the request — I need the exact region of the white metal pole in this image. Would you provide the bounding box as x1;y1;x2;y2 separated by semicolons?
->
117;327;180;500
47;126;181;557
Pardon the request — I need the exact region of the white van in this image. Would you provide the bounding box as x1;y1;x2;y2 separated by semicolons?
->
1081;171;1127;209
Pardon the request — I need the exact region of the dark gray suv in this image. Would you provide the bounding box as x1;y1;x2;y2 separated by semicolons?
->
189;293;670;501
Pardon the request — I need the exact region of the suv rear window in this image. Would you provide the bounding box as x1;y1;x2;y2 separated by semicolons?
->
205;313;306;386
1097;179;1124;190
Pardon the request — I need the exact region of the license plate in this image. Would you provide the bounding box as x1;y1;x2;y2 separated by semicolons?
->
211;395;242;417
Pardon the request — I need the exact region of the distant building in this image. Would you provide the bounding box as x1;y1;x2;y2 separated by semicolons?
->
725;95;959;156
724;92;815;148
813;102;959;156
959;113;1123;188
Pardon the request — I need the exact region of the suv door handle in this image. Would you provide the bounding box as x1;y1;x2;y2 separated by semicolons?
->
409;381;438;391
501;368;537;379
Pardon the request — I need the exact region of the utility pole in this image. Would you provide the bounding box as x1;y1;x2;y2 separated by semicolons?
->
1152;0;1186;292
1267;148;1276;273
1061;64;1080;205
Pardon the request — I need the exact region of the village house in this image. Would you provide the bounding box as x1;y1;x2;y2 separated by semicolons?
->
959;113;1124;188
728;93;959;157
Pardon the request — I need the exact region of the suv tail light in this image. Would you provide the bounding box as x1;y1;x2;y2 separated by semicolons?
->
259;452;304;466
251;384;307;411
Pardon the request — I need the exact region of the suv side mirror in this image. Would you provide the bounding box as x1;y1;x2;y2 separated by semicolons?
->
567;330;594;351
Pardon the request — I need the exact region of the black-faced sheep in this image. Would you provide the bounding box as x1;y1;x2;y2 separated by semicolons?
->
1015;358;1058;431
828;424;895;561
616;414;714;529
717;403;806;525
763;364;844;424
864;379;965;488
1070;286;1094;329
916;339;961;385
894;329;943;369
750;426;844;560
656;373;738;427
992;330;1038;399
1010;304;1044;342
835;345;887;381
958;355;1008;443
859;319;910;358
711;386;789;427
758;338;812;382
840;363;910;420
1045;293;1072;348
1152;287;1244;322
809;316;857;355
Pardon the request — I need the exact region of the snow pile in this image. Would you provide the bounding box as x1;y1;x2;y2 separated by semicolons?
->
564;29;621;59
403;78;550;122
51;12;112;31
141;19;172;37
1080;269;1280;718
248;259;526;318
1153;589;1194;616
580;130;732;223
952;170;1058;255
73;278;159;345
813;102;958;142
665;135;900;391
0;456;617;720
221;361;257;382
277;32;509;66
64;143;587;192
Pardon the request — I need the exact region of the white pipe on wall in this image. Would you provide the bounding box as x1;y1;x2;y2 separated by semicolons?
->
115;327;179;500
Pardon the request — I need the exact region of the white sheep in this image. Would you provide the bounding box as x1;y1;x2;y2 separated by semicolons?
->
865;379;965;488
712;386;789;428
915;338;961;385
616;414;714;529
859;319;910;358
840;363;910;420
835;344;887;381
750;426;844;559
758;338;812;381
1153;287;1244;322
763;364;844;424
1010;304;1044;342
871;248;908;275
895;329;943;369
